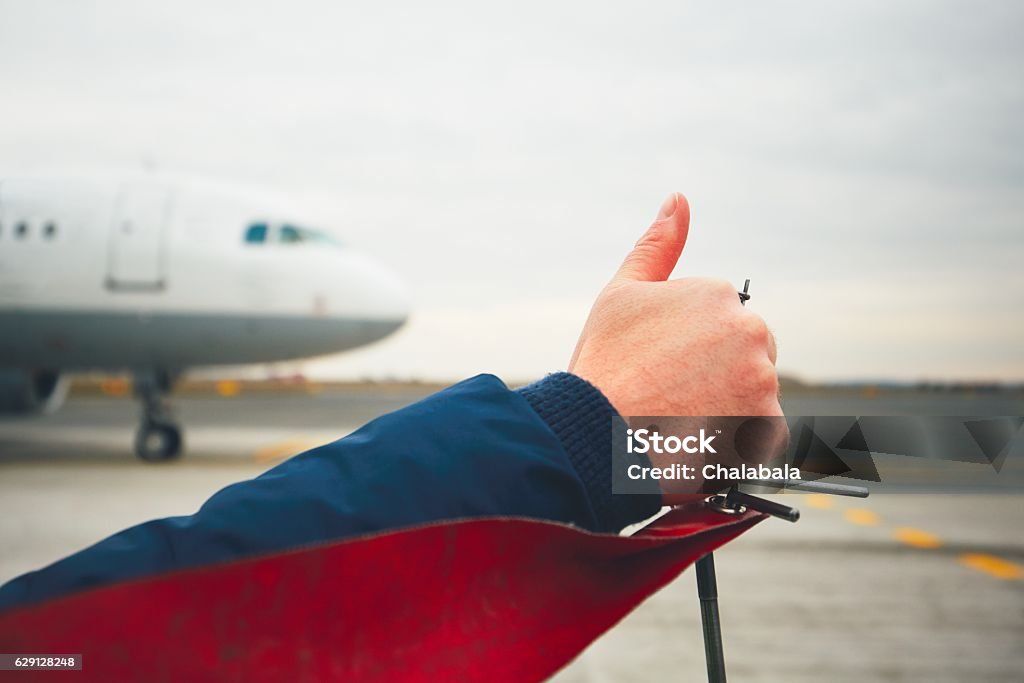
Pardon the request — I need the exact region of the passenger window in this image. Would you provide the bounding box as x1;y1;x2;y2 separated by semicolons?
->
43;222;57;239
15;222;28;239
244;223;268;244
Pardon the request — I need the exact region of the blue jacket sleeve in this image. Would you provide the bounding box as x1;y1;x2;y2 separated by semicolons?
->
0;373;659;612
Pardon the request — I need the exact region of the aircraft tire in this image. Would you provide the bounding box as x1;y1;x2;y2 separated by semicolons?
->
135;422;183;462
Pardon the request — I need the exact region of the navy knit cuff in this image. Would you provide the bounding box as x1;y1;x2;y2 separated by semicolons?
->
516;373;662;533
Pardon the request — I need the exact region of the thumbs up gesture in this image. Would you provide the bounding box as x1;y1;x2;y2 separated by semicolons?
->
569;193;781;420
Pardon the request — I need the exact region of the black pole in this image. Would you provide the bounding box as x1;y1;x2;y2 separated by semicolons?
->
695;553;727;682
692;279;748;683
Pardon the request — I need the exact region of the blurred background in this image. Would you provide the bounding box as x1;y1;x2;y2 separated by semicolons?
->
1;2;1022;681
2;0;1022;382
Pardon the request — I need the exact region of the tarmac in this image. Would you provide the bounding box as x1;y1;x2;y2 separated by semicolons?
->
1;388;1022;682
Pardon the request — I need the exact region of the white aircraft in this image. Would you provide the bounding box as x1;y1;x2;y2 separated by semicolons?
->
0;172;410;461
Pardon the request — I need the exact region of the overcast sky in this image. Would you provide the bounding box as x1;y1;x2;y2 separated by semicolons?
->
1;1;1022;382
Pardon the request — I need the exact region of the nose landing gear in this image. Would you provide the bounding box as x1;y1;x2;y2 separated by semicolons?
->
133;370;183;462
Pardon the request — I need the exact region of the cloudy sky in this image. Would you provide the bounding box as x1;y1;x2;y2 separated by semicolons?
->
1;1;1021;382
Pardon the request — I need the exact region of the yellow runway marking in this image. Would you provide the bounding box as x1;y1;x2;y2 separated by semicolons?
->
216;380;241;397
831;505;1018;581
804;494;833;510
894;527;943;549
844;508;881;526
959;554;1023;580
254;439;323;463
100;378;131;397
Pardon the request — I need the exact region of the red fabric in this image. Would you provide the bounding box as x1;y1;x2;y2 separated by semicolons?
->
0;507;763;682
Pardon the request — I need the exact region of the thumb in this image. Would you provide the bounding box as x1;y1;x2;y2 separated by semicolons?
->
612;192;690;283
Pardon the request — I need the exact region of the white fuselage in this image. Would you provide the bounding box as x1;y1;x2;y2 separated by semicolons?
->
0;174;410;371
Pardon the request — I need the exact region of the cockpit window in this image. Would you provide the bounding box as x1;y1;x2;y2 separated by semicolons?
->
280;225;303;243
244;221;342;247
244;223;268;244
278;224;342;247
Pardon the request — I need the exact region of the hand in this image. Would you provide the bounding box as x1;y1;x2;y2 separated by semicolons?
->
568;193;784;501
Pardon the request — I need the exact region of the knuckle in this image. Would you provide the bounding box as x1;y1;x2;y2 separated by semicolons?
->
723;310;759;339
749;363;779;396
687;277;735;301
723;314;747;340
710;278;737;300
743;314;770;345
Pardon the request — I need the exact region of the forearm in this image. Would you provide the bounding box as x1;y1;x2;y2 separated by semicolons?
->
0;373;658;612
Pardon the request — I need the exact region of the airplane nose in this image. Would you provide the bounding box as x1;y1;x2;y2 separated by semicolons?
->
328;252;411;346
371;264;412;328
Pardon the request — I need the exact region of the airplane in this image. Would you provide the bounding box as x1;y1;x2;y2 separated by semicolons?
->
0;172;410;461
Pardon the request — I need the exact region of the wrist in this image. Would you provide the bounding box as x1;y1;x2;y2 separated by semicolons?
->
516;372;661;532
